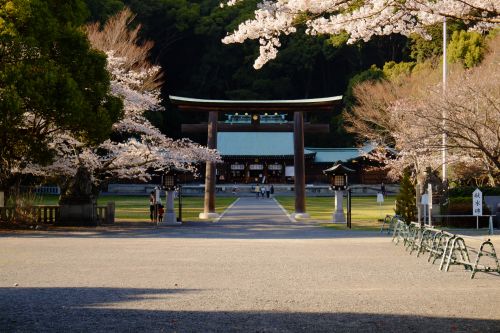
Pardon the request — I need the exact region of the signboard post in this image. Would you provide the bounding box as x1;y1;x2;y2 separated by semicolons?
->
473;188;482;229
377;192;384;221
427;184;433;227
421;193;428;225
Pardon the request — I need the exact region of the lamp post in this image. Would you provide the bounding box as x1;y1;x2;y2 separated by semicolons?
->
159;171;181;225
442;17;447;181
324;164;354;224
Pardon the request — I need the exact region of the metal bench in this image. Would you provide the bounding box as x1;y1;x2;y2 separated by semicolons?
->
392;219;410;246
380;214;400;234
387;222;499;279
442;234;500;279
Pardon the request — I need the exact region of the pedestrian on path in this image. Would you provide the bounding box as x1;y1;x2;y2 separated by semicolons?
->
270;184;274;198
260;185;266;198
149;191;156;222
255;184;260;198
265;185;270;198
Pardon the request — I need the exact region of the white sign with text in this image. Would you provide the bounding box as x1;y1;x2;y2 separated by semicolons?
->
473;189;482;216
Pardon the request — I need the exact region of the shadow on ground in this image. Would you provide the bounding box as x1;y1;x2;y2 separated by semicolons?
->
0;221;387;240
0;287;498;332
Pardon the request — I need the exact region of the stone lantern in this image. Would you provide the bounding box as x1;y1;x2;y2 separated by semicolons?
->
324;163;354;223
158;170;181;225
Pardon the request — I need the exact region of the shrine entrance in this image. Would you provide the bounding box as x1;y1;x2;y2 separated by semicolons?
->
169;96;342;220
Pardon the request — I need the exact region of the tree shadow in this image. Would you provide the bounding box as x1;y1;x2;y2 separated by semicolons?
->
0;222;388;240
0;287;498;332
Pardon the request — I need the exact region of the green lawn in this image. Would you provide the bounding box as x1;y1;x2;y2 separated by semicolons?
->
36;195;236;223
32;194;393;228
276;196;396;230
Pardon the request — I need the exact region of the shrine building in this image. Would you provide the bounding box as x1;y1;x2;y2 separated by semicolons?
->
184;112;384;185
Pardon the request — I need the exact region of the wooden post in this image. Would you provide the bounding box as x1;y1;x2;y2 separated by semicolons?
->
293;112;309;219
200;111;220;219
107;202;115;224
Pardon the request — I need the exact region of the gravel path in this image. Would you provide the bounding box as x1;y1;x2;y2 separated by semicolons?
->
1;197;499;332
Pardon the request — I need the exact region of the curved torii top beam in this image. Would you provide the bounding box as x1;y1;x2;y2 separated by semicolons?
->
169;95;343;112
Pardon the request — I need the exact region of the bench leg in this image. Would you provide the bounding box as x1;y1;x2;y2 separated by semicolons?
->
471;241;500;279
436;236;449;268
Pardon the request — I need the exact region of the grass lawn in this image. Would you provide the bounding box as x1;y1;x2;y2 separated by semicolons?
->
36;195;237;223
276;196;397;231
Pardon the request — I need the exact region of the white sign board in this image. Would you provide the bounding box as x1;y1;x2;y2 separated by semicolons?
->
377;193;384;203
421;193;428;205
285;166;295;177
155;187;161;202
427;184;433;206
473;188;482;216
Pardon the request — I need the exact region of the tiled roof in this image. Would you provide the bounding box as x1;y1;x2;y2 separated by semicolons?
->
306;143;376;163
217;132;315;156
217;132;376;161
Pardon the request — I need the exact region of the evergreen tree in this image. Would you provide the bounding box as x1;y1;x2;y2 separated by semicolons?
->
0;0;122;192
395;171;416;222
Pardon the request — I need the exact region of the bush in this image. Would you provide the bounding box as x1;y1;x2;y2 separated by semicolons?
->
449;187;500;197
439;196;493;228
2;193;40;226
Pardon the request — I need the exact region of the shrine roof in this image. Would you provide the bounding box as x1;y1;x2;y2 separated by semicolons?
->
305;143;377;163
217;132;315;157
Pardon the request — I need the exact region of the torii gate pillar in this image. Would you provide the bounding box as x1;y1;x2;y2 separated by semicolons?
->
292;111;309;220
199;111;219;219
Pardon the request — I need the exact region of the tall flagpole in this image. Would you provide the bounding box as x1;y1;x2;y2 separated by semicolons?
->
442;17;447;181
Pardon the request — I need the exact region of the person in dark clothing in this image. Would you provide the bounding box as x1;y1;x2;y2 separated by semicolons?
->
381;183;386;196
149;191;156;222
270;185;274;198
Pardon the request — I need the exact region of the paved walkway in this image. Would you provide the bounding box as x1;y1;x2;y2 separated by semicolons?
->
1;197;500;332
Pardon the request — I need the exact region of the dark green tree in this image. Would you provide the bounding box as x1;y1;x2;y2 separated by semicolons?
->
0;0;122;193
395;170;417;222
85;0;125;22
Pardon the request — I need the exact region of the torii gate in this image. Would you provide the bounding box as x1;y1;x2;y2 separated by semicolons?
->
169;96;342;219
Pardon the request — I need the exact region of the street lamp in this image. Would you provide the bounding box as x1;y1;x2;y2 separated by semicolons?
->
324;163;354;225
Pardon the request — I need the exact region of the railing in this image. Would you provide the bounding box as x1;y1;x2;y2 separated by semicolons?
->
432;214;495;232
0;205;60;224
97;202;115;224
0;202;115;225
18;185;61;195
34;205;60;224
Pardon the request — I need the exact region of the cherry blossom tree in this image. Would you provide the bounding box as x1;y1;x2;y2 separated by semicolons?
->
20;9;219;193
345;36;500;186
221;0;499;68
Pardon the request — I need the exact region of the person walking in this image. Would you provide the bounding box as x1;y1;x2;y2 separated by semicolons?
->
381;182;386;197
260;185;266;198
149;191;156;222
265;185;270;198
155;189;162;223
255;184;260;198
270;184;274;198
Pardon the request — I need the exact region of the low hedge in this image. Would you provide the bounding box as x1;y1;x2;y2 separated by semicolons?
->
449;186;500;197
437;196;494;228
